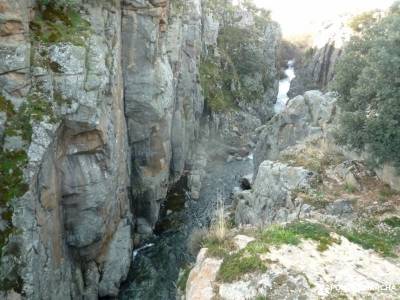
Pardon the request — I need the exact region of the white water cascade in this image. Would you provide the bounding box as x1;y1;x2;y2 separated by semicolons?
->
274;60;296;114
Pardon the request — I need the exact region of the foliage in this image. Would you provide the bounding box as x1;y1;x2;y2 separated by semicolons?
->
252;221;339;252
217;249;266;282
200;0;275;112
340;226;400;257
348;10;380;32
200;57;238;112
30;3;90;46
286;222;339;251
0;92;57;287
383;216;400;228
203;236;236;258
332;8;400;170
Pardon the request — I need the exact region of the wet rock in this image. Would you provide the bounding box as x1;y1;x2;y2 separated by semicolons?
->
238;147;250;157
226;155;235;163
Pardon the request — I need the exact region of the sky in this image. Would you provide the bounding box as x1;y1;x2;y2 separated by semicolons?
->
252;0;394;37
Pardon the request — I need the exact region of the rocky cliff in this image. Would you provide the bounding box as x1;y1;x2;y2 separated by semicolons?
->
184;91;400;300
122;0;205;234
0;0;281;298
1;1;131;298
288;19;352;98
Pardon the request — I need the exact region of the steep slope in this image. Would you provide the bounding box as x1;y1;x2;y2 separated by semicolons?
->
0;0;281;298
0;1;131;298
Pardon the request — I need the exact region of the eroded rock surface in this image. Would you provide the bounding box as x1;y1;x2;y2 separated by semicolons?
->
1;1;131;298
254;90;337;173
235;160;316;226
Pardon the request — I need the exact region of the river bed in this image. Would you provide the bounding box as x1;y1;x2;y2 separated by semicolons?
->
119;158;253;300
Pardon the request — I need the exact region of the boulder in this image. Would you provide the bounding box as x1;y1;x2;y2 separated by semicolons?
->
254;91;337;174
326;199;354;217
235;161;316;226
186;249;222;300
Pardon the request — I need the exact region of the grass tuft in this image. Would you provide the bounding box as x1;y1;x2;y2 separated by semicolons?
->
383;216;400;228
340;226;400;257
217;250;266;283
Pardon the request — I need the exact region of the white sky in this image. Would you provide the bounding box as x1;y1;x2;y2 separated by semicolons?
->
252;0;394;37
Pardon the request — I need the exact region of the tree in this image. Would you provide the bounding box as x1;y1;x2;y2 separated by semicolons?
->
332;7;400;169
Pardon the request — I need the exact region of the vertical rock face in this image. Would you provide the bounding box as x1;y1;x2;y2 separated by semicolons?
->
235;160;316;226
122;0;204;232
0;0;281;298
288;19;352;98
1;1;131;298
201;12;281;147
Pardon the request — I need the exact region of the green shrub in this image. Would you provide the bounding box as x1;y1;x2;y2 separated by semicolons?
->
332;7;400;170
286;221;339;251
258;221;339;252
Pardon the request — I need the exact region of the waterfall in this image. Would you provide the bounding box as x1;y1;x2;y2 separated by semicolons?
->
274;60;296;114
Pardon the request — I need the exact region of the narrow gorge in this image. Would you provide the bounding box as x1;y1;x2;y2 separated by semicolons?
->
1;1;400;300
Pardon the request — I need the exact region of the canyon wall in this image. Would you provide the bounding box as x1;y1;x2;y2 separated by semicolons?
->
288;19;351;98
0;1;131;298
122;0;204;234
0;0;281;298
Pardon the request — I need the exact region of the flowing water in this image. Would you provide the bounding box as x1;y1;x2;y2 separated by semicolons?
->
274;60;296;114
119;158;253;300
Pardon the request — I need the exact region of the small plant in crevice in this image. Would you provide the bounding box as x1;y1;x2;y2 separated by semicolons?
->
344;182;357;194
202;192;236;258
30;2;90;47
214;192;227;242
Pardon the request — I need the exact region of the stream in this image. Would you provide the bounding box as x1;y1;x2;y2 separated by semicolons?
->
119;158;253;300
274;60;296;114
119;61;295;300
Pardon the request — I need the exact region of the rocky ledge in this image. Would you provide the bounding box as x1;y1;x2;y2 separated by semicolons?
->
182;90;400;300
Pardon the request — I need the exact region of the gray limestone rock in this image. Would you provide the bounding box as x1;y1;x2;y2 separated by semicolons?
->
254;91;337;174
235;160;316;226
99;220;133;297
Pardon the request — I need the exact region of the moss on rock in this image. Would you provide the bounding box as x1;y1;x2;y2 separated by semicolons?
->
30;4;90;47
